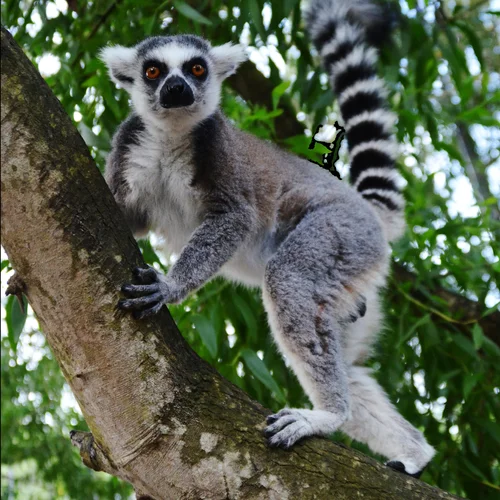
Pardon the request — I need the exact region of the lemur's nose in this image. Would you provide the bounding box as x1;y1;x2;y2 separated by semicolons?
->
160;75;194;108
166;77;185;94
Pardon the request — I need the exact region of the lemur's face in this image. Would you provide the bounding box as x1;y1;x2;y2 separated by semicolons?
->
101;35;246;127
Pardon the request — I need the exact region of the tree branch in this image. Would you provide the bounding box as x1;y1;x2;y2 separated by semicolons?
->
227;61;305;141
456;122;500;222
1;27;460;499
393;264;500;347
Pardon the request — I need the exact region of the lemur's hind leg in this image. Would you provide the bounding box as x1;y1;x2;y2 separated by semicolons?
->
262;207;384;449
341;366;435;476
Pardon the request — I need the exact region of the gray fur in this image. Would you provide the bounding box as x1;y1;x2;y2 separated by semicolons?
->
101;0;434;476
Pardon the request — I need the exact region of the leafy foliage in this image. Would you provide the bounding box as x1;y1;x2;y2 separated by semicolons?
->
1;1;499;499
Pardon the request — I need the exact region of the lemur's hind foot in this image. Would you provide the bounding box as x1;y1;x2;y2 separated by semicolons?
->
386;460;426;479
264;409;347;449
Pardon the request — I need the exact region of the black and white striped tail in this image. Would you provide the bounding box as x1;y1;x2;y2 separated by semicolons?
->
306;0;405;239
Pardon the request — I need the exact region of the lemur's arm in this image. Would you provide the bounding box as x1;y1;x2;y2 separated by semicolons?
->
168;206;253;292
118;196;254;318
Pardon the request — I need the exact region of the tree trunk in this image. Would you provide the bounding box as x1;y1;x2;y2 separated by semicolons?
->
1;27;460;499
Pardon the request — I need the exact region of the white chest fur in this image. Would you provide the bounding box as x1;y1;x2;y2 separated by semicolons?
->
124;131;202;253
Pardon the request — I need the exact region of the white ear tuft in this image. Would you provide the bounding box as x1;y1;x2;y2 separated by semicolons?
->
99;45;137;89
210;43;247;79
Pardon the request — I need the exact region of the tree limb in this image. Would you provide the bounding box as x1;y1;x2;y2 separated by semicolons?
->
227;61;305;141
456;121;500;222
1;27;460;499
393;264;500;347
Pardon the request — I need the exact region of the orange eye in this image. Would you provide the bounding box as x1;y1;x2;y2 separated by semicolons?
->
192;64;205;77
145;66;160;79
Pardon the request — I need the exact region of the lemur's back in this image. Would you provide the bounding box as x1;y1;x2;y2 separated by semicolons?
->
103;0;435;477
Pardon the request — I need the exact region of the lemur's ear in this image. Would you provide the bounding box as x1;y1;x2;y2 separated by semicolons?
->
210;43;247;79
100;45;137;89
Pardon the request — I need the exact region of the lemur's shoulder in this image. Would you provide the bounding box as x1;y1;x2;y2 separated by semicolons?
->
112;113;145;150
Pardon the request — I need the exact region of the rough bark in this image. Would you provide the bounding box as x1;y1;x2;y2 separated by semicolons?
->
1;27;461;500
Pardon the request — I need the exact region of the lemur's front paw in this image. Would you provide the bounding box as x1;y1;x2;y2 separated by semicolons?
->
264;408;344;450
118;266;184;319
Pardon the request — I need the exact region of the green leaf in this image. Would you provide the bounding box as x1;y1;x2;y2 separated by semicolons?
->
438;369;462;383
144;13;159;35
173;1;213;25
463;372;482;399
435;141;463;162
282;0;300;18
454;21;484;70
458;102;500;126
1;259;10;271
399;313;431;346
482;302;500;318
311;89;334;111
453;334;479;359
240;348;286;403
78;122;111;151
101;84;122;120
191;314;218;358
247;0;267;41
231;294;258;342
271;80;290;110
420;322;440;350
475;418;500;445
424;112;439;146
462;457;488;481
6;294;28;352
471;323;484;350
138;239;163;268
482;336;500;359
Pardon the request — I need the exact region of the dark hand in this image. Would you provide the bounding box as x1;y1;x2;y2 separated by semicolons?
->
118;266;185;319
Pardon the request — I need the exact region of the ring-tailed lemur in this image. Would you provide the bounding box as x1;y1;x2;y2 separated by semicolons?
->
101;0;435;477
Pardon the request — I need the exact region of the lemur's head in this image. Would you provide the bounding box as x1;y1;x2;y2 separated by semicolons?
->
101;35;246;130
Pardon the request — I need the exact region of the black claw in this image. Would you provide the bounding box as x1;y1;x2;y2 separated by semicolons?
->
69;430;76;438
386;460;405;472
267;438;290;450
266;415;278;425
357;300;367;318
264;429;274;438
118;299;139;310
133;309;150;320
386;460;424;479
132;303;163;320
117;299;128;310
347;312;359;323
133;266;144;277
267;438;280;448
